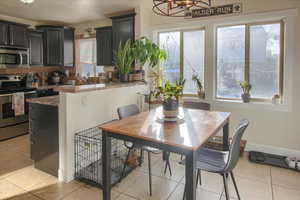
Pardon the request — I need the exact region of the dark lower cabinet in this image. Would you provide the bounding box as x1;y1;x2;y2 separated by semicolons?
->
111;13;135;54
29;103;58;177
29;30;43;65
96;26;113;66
0;22;8;45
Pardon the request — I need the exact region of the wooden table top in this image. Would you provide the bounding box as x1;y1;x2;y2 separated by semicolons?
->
100;107;230;151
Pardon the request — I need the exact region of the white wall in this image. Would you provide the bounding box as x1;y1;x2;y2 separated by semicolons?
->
58;85;147;182
140;0;300;156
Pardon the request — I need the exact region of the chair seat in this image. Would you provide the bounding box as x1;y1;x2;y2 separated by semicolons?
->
196;148;229;173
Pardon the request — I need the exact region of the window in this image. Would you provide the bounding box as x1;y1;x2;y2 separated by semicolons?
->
159;29;205;95
216;22;284;100
78;38;103;77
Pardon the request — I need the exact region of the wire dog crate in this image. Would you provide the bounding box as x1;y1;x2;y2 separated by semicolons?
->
74;125;133;188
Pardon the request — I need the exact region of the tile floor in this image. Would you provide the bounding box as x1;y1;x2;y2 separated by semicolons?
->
0;135;300;200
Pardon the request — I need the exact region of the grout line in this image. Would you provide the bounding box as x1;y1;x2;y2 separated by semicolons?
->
270;167;275;200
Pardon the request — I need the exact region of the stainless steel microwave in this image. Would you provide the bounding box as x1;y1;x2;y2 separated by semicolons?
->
0;49;29;68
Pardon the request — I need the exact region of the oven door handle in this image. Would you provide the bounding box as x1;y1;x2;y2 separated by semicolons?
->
0;91;36;97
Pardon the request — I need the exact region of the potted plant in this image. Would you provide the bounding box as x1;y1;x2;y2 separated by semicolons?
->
114;39;135;82
192;74;205;99
154;81;184;118
239;80;252;103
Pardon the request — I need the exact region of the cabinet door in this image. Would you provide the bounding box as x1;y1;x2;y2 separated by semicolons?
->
45;28;63;66
0;22;8;45
29;31;43;65
96;27;112;66
9;24;28;48
112;14;135;54
64;28;75;67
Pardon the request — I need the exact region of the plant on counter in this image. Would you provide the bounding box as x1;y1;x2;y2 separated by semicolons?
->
154;81;184;118
114;39;135;82
132;37;167;68
192;74;205;99
239;80;252;103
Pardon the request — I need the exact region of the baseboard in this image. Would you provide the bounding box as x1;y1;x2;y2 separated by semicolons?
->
245;143;300;158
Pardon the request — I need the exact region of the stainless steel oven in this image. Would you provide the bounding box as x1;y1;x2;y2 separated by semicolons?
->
0;49;29;68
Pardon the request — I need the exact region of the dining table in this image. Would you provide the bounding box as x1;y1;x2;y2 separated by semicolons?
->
100;107;231;200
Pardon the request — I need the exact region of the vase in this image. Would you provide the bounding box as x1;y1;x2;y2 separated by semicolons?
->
119;74;129;82
241;93;251;103
162;99;179;118
198;91;205;99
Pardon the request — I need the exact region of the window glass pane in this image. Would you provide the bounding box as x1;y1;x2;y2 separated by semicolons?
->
183;30;205;94
80;63;94;77
217;25;245;98
79;39;97;77
159;32;180;83
249;23;281;99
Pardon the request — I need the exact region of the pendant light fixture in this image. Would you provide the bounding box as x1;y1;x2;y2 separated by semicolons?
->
153;0;212;17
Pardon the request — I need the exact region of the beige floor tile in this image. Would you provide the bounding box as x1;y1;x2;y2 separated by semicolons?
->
271;167;300;190
225;175;273;200
115;194;138;200
4;166;57;191
0;179;27;200
31;180;83;200
6;192;41;200
120;172;178;200
114;170;148;193
168;183;221;200
181;171;225;194
234;158;271;183
62;186;120;200
273;185;300;200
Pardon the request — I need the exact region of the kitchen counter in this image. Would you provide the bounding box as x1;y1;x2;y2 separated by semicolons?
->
27;95;59;106
54;81;146;93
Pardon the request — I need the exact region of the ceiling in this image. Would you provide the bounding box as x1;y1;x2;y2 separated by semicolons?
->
0;0;141;24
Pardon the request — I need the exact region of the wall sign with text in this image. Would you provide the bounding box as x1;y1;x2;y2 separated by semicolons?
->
185;3;242;18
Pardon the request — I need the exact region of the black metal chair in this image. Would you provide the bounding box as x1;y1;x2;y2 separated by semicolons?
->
183;119;249;200
117;104;172;196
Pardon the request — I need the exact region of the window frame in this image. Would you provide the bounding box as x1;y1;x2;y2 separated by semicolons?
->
157;28;206;96
215;20;285;102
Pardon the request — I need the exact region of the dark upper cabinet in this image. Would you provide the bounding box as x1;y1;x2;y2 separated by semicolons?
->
37;26;64;66
0;22;8;45
28;30;43;65
9;24;28;48
111;13;135;55
95;26;113;66
63;28;75;67
0;21;28;48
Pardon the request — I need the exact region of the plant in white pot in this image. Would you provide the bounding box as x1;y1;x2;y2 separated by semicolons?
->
192;74;205;99
154;81;184;118
114;40;135;82
239;80;252;103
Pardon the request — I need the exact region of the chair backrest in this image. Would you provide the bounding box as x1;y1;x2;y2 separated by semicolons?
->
183;101;211;111
117;104;140;120
224;119;249;172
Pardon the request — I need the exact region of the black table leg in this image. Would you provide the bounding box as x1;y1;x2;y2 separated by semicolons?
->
223;122;229;151
102;131;111;200
185;150;196;200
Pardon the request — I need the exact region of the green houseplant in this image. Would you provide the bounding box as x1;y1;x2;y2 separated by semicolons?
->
239;80;252;102
192;74;204;99
154;81;184;118
114;39;135;82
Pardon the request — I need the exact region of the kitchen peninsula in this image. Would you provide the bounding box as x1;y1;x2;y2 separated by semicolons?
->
27;81;147;182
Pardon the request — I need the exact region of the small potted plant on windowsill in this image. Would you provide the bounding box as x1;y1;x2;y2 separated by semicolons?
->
239;80;252;103
192;74;205;99
114;40;135;82
154;81;184;119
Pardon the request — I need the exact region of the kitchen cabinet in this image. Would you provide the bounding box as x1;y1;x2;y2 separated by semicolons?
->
28;30;43;65
29;103;59;177
0;21;28;48
0;22;8;45
111;13;135;56
37;25;75;67
9;24;28;48
64;28;75;67
95;26;113;66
